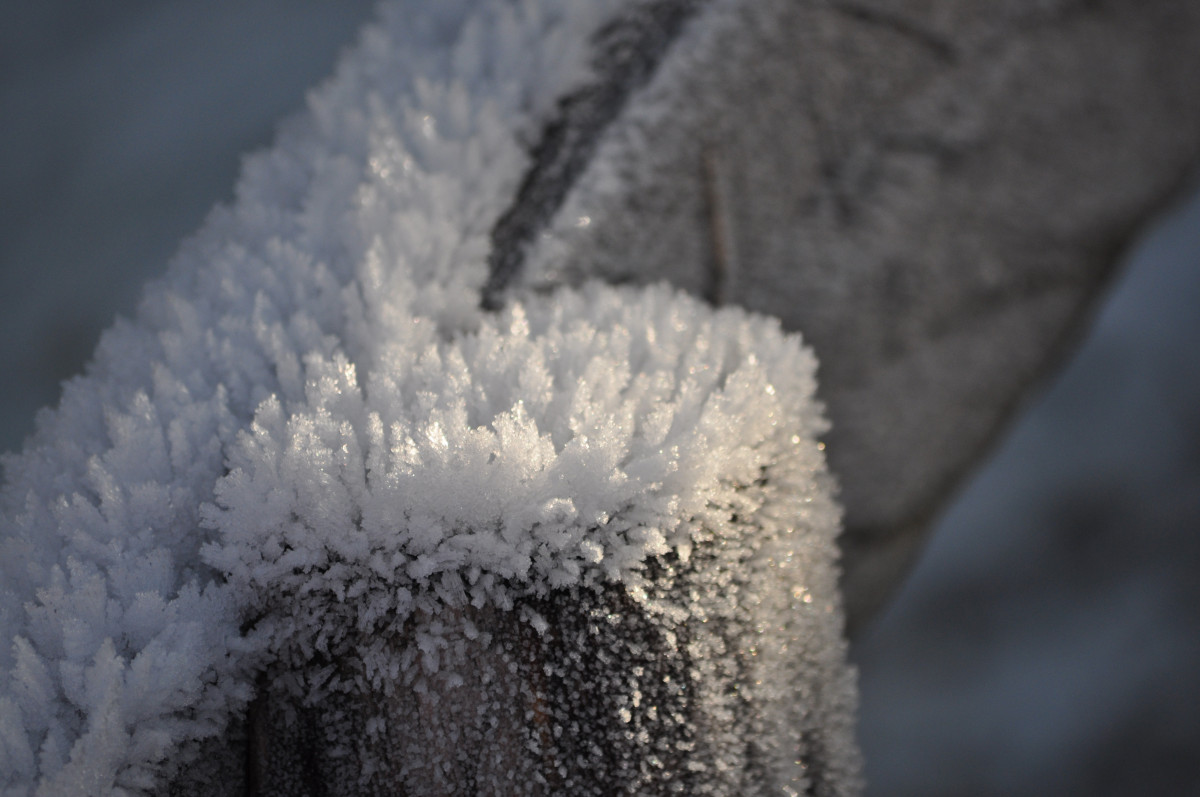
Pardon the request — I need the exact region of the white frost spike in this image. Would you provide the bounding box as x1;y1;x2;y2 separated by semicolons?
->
216;283;859;795
204;280;829;653
1;0;860;795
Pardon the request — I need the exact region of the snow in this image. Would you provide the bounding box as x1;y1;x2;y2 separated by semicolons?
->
0;1;859;794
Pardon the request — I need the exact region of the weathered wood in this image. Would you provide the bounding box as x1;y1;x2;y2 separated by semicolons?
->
174;0;1200;792
7;1;1200;794
510;0;1200;632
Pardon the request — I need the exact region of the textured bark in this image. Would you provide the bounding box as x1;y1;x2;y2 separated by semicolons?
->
507;0;1200;633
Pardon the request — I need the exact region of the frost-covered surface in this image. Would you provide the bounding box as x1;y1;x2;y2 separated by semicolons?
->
0;1;859;795
0;0;379;452
5;1;1200;795
204;285;827;684
201;284;858;796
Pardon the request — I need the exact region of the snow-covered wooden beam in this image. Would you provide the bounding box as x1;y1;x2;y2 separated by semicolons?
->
3;0;1199;795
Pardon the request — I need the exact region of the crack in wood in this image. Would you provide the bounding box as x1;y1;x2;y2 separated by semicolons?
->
825;1;959;62
482;0;707;309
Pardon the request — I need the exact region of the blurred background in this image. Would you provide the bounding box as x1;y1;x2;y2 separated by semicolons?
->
1;3;1197;794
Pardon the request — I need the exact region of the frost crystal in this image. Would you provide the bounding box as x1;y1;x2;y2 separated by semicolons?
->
0;1;860;795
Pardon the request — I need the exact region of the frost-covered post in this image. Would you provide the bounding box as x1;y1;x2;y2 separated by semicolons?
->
206;284;858;795
2;3;861;794
3;0;1200;795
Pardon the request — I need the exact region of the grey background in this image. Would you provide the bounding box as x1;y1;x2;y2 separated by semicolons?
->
1;3;1196;794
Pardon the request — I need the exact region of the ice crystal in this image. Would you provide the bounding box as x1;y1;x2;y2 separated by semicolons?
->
0;1;860;794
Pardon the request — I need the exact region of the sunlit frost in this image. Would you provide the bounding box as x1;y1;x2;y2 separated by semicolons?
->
0;0;861;794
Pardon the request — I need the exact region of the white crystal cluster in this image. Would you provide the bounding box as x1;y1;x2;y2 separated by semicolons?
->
0;1;621;792
0;1;859;795
202;282;828;687
192;279;860;796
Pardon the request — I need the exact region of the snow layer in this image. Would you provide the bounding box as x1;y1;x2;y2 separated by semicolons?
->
0;1;858;794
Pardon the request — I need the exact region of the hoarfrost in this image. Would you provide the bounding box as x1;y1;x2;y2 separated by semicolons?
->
195;282;859;795
0;0;860;795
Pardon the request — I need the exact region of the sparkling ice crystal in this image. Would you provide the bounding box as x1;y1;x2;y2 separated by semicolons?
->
0;2;860;794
